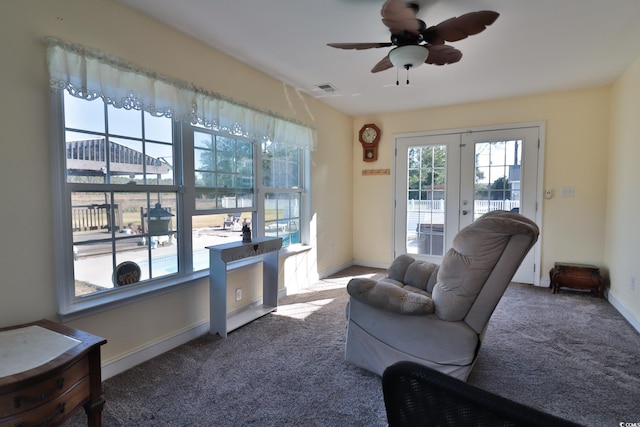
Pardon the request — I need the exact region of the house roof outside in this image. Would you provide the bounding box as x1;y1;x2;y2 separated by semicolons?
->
67;138;171;177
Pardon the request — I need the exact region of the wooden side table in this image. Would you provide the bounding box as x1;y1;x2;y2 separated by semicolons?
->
0;319;107;427
549;262;605;299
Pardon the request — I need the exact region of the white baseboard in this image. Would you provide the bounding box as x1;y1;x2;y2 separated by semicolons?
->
607;291;640;334
319;260;354;279
351;259;390;270
101;320;209;380
101;288;289;380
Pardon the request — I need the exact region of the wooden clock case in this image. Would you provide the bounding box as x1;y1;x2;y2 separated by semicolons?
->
359;123;381;162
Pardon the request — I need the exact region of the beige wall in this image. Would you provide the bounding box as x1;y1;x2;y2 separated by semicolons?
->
353;87;611;277
605;56;640;326
0;0;353;366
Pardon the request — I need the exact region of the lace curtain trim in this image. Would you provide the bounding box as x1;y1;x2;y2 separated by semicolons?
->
45;37;316;150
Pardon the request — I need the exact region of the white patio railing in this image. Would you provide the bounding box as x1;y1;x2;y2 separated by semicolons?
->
407;199;520;233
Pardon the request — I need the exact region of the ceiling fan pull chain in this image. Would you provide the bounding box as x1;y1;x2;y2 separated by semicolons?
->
406;68;410;85
396;68;399;86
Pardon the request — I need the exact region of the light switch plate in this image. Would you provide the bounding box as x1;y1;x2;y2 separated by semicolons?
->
561;186;575;197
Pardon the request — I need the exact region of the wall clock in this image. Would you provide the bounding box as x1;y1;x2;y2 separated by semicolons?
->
359;123;381;162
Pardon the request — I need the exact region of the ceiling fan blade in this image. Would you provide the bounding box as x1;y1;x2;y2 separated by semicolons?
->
381;0;423;34
425;44;462;65
422;11;499;45
382;18;423;35
371;55;394;73
381;0;417;22
327;42;393;50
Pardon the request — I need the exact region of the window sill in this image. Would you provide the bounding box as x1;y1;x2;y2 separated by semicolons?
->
280;244;312;258
58;245;313;322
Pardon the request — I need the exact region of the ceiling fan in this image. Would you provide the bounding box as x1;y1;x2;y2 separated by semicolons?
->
328;0;499;84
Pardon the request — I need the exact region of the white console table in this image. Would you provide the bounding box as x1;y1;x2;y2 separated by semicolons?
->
207;237;282;337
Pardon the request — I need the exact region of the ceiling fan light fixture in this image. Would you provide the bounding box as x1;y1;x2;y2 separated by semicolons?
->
388;45;429;70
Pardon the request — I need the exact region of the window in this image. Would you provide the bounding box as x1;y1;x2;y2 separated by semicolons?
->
193;131;254;210
47;37;315;318
262;141;303;246
63;92;179;296
54;93;309;316
189;128;256;272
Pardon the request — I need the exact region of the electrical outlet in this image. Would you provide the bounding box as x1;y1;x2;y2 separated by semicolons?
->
235;288;242;301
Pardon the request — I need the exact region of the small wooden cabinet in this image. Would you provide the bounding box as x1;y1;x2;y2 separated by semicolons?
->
0;319;106;427
549;262;605;299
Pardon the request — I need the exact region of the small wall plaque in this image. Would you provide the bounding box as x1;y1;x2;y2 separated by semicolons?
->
362;169;390;176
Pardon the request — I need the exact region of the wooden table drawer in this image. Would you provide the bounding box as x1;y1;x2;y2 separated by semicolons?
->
0;357;88;417
0;320;106;427
0;377;90;427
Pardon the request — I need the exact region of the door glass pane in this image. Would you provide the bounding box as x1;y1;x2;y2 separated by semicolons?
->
474;140;522;219
406;145;446;256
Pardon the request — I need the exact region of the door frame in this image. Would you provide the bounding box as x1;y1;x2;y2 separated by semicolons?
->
392;121;545;285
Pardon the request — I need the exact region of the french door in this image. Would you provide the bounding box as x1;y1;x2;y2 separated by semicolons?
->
394;124;542;284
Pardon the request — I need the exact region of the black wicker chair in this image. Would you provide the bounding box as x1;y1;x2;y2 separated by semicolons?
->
382;361;582;427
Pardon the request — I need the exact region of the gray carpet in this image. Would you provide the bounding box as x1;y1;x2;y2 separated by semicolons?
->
64;266;640;426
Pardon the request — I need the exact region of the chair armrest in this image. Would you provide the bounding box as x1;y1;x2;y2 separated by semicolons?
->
347;278;435;315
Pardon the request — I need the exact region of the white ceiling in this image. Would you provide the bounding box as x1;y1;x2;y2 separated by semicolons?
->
118;0;640;116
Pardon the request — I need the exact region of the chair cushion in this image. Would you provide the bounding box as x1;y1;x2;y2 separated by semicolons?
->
404;261;437;290
347;277;435;315
386;254;438;291
387;254;416;282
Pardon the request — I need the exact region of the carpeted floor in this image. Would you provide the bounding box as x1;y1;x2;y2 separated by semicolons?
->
63;266;640;426
468;280;640;425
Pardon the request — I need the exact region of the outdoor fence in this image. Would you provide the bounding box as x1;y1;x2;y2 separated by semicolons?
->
72;204;122;232
407;199;520;234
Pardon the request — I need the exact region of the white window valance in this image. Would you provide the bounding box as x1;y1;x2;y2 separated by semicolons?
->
45;37;316;150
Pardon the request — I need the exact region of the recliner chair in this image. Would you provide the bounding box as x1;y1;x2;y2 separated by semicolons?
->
345;210;539;380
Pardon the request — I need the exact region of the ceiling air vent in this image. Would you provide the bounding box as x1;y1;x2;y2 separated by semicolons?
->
314;83;338;93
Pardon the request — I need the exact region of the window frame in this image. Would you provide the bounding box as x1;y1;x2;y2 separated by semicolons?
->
51;93;310;321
